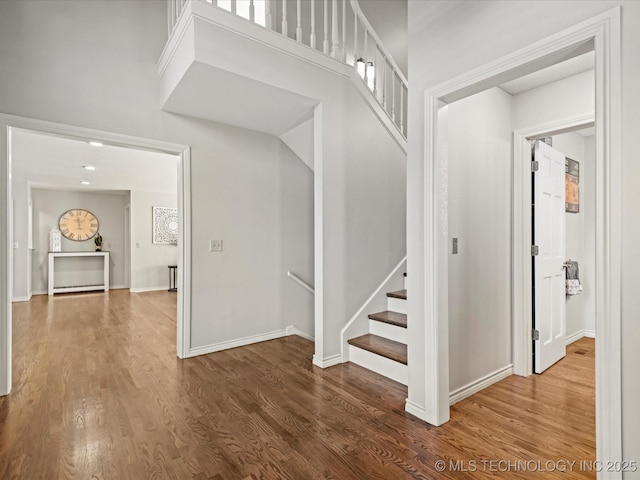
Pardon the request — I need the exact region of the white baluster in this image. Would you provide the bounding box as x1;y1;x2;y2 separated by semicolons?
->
231;0;236;15
363;29;369;87
310;0;316;49
400;83;405;133
382;58;387;108
323;0;329;54
168;0;175;34
331;0;339;58
391;72;396;122
341;0;346;61
296;0;302;42
250;0;255;22
372;46;378;97
353;16;358;68
282;0;288;36
266;0;273;29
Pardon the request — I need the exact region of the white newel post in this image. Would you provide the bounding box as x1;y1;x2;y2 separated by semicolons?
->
310;0;316;49
296;0;302;42
331;0;339;58
323;0;329;54
282;0;288;36
341;0;346;61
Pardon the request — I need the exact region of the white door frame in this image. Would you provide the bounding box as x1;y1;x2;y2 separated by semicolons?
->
512;113;594;378
409;7;621;472
0;114;193;396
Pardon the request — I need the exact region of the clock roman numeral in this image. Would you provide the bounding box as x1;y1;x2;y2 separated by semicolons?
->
68;233;75;239
90;223;97;227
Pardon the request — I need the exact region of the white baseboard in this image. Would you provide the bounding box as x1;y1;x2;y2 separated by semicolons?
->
130;286;169;293
11;295;32;303
188;328;289;358
285;325;314;342
31;290;47;296
449;364;514;406
312;353;343;368
566;329;596;345
405;399;427;420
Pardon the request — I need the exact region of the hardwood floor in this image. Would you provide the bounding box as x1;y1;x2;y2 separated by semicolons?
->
2;290;595;479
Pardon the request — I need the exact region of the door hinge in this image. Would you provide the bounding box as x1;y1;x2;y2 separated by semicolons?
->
531;160;539;172
532;329;540;341
531;245;539;256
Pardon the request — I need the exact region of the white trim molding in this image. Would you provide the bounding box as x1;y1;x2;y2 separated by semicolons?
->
285;325;315;342
312;353;342;369
449;365;514;406
189;328;289;357
11;296;31;303
408;8;622;471
0;113;192;396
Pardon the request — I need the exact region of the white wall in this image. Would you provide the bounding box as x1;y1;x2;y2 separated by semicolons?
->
447;87;513;392
0;0;315;350
31;189;128;292
551;131;596;339
408;0;640;468
130;191;177;292
11;178;30;301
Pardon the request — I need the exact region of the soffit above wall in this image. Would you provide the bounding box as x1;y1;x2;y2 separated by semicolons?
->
11;129;179;193
500;51;594;95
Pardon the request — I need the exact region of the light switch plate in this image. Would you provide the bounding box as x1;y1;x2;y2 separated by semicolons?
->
452;237;459;254
210;239;223;252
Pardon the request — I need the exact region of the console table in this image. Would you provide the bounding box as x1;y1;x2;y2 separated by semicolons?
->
48;251;110;295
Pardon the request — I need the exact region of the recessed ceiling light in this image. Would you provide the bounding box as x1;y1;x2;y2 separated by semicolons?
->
82;165;96;170
80;181;91;185
88;141;103;147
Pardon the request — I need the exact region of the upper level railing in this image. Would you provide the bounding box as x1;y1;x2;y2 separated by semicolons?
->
167;0;408;139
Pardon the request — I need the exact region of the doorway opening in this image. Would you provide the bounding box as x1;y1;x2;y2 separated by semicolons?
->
0;114;192;396
409;6;621;465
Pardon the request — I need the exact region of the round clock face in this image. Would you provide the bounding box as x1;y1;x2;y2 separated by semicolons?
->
58;209;99;241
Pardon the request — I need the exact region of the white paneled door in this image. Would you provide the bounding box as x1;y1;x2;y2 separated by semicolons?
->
533;140;566;374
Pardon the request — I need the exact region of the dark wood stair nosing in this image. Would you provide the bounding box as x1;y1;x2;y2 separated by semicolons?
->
347;334;407;365
386;289;407;300
367;310;407;328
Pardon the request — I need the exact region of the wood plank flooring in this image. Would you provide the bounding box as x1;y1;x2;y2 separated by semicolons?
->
3;290;595;479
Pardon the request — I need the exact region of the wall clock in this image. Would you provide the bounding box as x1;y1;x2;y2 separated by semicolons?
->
58;209;99;241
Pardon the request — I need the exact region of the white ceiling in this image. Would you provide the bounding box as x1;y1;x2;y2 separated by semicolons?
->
12;129;179;194
500;51;595;95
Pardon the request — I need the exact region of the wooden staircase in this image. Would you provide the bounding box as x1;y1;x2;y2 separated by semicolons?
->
347;281;408;385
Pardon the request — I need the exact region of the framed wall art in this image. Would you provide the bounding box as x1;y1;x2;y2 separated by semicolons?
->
565;157;579;213
152;206;178;245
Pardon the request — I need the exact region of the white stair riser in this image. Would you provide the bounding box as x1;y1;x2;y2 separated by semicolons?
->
369;320;407;344
387;297;407;314
349;345;408;385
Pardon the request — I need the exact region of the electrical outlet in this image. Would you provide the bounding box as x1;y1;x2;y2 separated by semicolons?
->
210;239;223;252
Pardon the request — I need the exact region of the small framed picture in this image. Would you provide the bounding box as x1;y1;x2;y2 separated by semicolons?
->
152;206;178;244
565;158;579;213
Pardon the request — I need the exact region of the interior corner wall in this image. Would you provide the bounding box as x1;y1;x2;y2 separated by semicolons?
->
551;131;596;339
278;141;314;338
129;191;177;291
447;87;513;392
30;189;127;293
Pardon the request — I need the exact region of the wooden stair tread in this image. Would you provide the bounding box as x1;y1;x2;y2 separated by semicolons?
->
368;311;407;328
348;334;407;365
386;289;407;300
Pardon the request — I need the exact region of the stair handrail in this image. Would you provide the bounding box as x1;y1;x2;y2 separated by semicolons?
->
287;271;315;294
